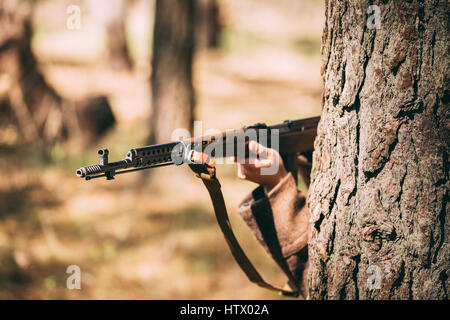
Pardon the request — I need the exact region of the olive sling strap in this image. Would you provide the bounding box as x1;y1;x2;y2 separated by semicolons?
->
189;163;300;297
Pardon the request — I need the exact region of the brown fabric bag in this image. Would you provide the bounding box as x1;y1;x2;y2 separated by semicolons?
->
237;172;310;298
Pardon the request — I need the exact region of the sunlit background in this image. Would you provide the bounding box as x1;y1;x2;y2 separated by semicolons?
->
0;0;323;299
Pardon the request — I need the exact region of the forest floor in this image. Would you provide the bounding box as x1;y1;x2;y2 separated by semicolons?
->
0;0;323;299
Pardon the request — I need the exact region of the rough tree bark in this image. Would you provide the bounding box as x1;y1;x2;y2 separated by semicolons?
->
149;0;195;143
308;1;449;299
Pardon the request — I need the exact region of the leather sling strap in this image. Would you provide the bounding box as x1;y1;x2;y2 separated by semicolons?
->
189;163;300;297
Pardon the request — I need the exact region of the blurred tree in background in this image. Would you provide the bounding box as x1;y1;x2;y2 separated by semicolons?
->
149;0;222;144
149;0;196;143
0;0;126;150
0;0;69;147
86;0;132;70
195;0;222;50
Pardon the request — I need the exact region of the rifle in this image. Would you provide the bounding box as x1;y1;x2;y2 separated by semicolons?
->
76;116;320;296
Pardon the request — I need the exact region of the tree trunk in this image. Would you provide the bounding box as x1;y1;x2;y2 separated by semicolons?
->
308;0;449;299
0;2;118;149
0;2;67;146
195;0;222;50
149;0;196;144
87;0;133;70
105;0;133;70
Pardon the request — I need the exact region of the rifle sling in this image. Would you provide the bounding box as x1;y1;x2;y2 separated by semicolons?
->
189;164;300;297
